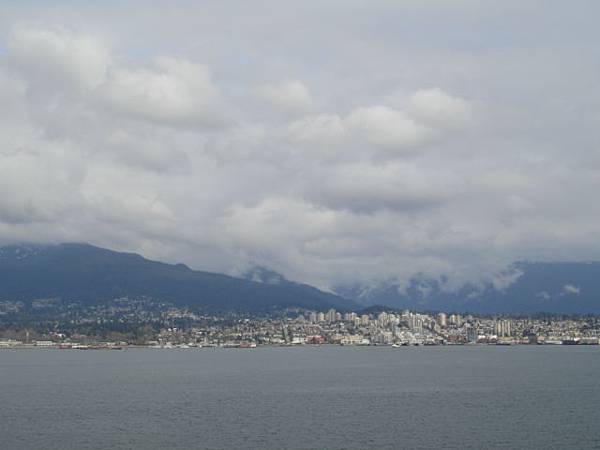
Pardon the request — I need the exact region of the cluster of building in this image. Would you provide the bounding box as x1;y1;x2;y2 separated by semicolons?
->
274;309;598;346
0;301;600;349
148;308;600;347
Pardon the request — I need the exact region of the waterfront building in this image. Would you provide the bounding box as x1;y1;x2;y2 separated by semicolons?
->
467;326;479;343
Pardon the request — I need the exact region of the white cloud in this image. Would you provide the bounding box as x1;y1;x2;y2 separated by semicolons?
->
346;106;435;151
537;291;551;300
287;103;448;160
257;80;313;114
96;58;227;127
288;114;347;146
409;88;472;128
9;27;109;90
563;284;580;295
491;267;524;291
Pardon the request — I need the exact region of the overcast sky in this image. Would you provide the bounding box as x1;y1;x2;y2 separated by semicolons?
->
1;1;599;290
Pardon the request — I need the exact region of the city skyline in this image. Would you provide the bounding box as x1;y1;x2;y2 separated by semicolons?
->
3;302;598;348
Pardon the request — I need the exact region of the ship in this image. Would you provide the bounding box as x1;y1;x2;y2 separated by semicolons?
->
239;342;257;349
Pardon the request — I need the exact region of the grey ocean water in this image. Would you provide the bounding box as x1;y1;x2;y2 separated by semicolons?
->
1;346;599;450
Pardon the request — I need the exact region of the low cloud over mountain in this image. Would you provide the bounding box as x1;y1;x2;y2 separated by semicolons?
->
335;262;600;314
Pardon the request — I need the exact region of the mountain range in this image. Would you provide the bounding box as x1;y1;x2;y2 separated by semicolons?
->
1;242;600;314
0;243;354;312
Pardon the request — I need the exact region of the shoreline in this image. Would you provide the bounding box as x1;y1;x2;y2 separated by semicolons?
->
1;342;598;350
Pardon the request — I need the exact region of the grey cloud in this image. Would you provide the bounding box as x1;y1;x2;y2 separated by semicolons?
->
98;128;192;174
0;140;86;225
302;162;460;214
0;2;599;293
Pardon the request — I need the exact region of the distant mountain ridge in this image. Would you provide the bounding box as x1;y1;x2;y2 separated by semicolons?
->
2;243;599;314
334;261;600;314
0;243;355;312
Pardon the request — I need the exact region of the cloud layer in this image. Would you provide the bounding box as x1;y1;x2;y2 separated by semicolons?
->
1;2;600;291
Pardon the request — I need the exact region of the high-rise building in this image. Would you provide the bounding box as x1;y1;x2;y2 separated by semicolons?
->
408;314;423;332
378;312;389;327
437;312;447;328
326;309;337;323
494;320;512;337
449;314;462;326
